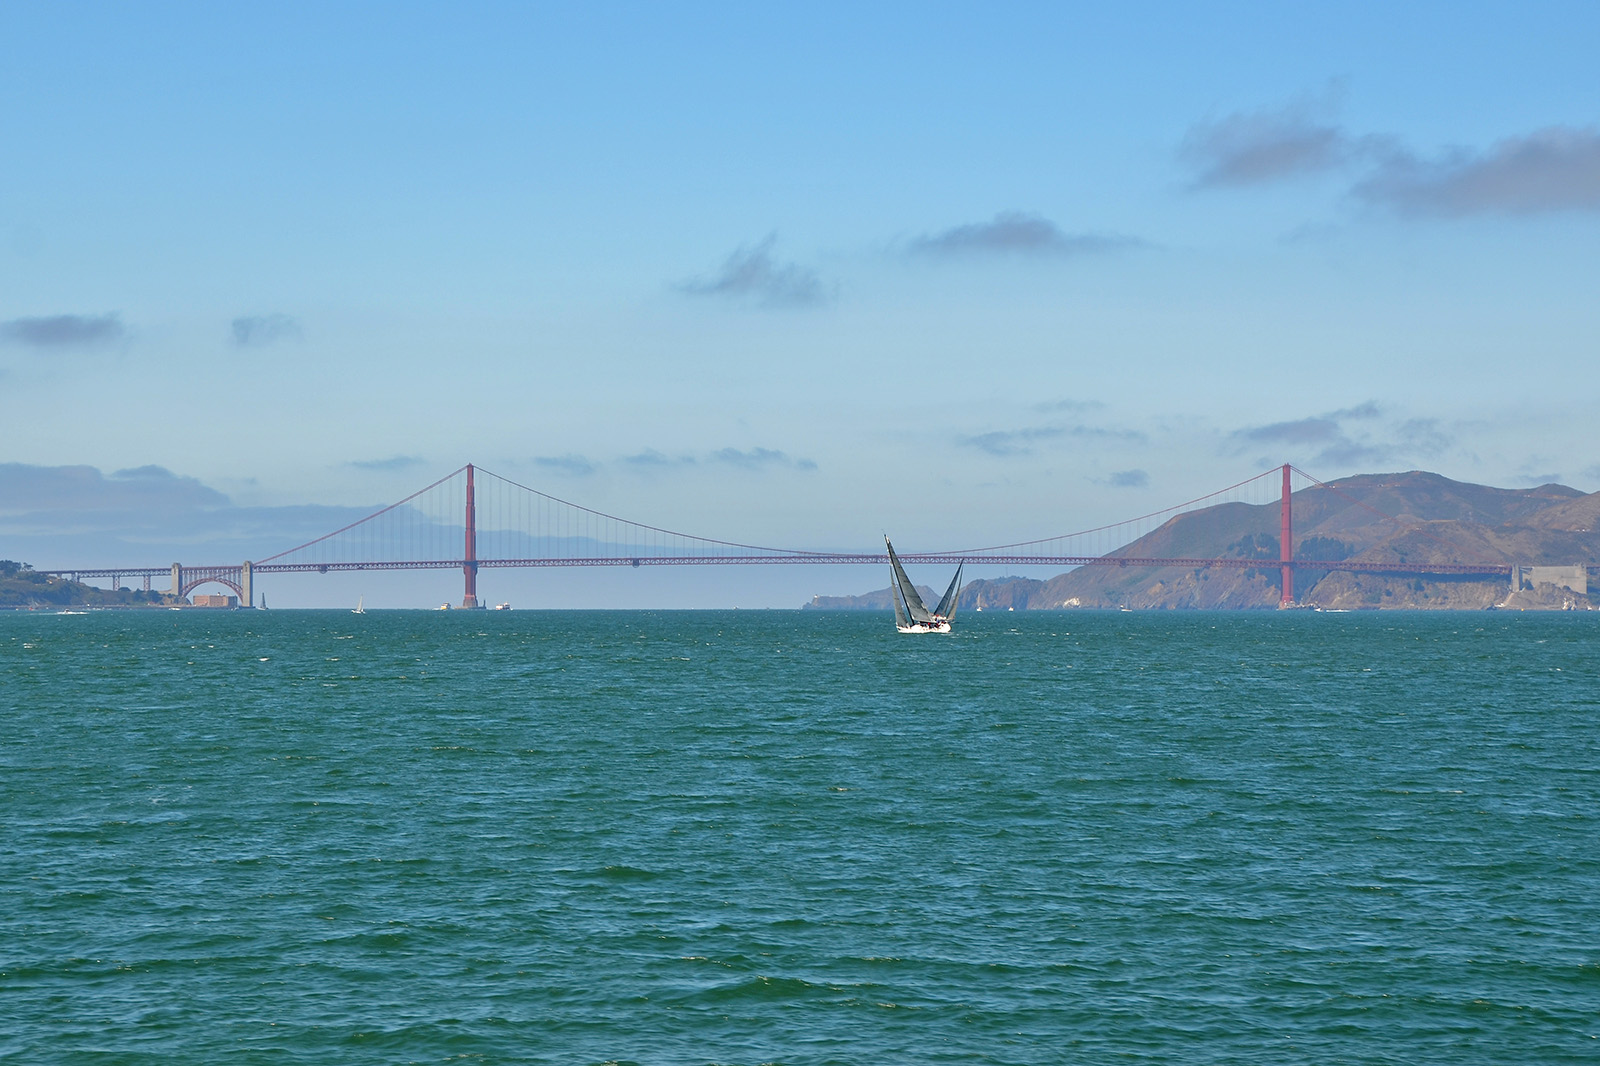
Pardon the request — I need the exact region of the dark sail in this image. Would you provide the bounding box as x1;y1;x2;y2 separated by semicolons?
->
933;562;963;620
885;537;935;624
890;562;910;628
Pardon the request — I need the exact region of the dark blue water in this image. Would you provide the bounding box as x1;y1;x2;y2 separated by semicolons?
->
3;609;1597;1064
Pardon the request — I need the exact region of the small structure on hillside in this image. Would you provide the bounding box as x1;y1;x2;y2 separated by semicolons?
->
1511;565;1587;596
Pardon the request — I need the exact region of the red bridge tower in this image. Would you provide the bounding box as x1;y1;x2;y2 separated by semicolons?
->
1279;463;1294;607
462;463;480;609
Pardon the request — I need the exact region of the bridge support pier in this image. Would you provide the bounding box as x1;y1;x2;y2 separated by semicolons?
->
171;563;182;598
241;561;253;609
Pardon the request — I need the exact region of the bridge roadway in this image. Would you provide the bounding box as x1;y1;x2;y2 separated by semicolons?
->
45;553;1520;586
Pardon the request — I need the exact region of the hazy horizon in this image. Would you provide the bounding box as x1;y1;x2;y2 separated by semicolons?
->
6;3;1598;605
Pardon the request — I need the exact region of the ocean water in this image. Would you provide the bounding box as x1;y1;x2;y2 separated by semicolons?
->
2;608;1597;1064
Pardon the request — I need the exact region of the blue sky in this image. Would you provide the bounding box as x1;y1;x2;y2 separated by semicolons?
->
3;2;1598;606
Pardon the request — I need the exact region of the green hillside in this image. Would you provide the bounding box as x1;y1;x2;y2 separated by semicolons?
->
0;560;177;609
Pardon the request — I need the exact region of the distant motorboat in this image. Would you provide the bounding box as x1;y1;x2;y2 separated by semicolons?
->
886;536;962;634
493;602;512;610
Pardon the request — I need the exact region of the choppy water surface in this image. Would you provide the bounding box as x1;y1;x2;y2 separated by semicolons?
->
3;609;1597;1064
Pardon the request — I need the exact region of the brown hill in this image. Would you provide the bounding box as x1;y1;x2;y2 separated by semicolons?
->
816;472;1600;611
1033;471;1598;610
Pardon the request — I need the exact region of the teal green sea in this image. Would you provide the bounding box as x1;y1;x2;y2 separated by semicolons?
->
3;609;1597;1064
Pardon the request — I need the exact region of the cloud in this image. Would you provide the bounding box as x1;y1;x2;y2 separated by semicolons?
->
0;313;124;348
1101;469;1149;489
1180;96;1356;187
709;447;817;471
348;456;425;472
1235;416;1345;447
1032;398;1106;414
0;463;229;520
960;423;1146;457
1328;401;1381;420
908;212;1143;257
1278;221;1346;246
1393;418;1452;457
1354;126;1600;216
232;313;303;347
1229;406;1453;470
623;449;695;469
0;462;441;570
962;426;1067;456
680;235;830;307
623;446;817;472
1182;89;1600;219
534;454;598;477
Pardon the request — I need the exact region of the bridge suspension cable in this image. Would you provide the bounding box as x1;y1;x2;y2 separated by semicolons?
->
937;466;1287;560
40;462;1533;604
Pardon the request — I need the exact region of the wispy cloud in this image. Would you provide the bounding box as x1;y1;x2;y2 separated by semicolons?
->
0;462;388;563
1032;398;1106;415
960;423;1146;457
1099;469;1149;488
232;313;304;347
1182;91;1600;219
0;313;125;348
0;462;227;514
1354;126;1600;216
623;446;817;472
534;454;598;477
1180;93;1357;188
908;212;1143;257
348;456;425;472
710;447;817;471
1235;416;1345;447
680;235;830;307
963;426;1067;456
1230;405;1453;469
1327;401;1381;420
623;449;696;469
1516;468;1564;487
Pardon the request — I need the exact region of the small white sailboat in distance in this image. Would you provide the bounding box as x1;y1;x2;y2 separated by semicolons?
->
886;536;963;634
353;596;365;614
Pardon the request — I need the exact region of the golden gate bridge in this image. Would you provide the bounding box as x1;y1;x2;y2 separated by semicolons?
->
41;463;1517;607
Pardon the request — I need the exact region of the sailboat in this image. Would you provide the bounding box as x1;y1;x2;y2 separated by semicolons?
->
352;596;365;615
886;536;963;634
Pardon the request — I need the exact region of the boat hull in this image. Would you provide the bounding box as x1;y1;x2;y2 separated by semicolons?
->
896;621;951;634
